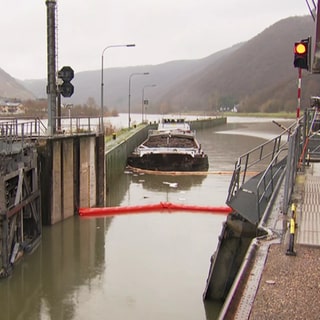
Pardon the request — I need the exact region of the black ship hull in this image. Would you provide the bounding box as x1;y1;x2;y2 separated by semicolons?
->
127;152;209;172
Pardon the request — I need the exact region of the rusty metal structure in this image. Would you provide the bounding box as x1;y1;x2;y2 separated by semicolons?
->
0;120;42;278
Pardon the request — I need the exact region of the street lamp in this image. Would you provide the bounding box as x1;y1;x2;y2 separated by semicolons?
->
100;43;135;133
128;72;149;129
142;84;156;123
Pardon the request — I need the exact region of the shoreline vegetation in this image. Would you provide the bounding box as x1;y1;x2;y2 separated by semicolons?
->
181;110;297;119
222;112;296;119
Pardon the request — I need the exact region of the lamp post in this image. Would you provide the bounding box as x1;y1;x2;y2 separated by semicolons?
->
100;43;135;133
142;84;156;123
128;72;149;129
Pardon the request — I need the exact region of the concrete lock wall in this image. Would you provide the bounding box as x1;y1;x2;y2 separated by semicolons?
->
50;138;76;224
62;139;75;220
51;140;62;224
106;125;152;179
190;117;227;130
79;136;97;208
38;134;100;225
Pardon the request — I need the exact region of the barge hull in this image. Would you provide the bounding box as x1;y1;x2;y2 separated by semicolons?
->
127;153;209;172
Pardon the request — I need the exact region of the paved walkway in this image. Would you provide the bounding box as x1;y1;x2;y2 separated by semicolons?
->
222;162;320;319
297;163;320;246
249;162;320;319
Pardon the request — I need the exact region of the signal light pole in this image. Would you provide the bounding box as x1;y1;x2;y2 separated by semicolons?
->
294;38;311;70
46;0;57;135
297;67;302;119
293;37;311;119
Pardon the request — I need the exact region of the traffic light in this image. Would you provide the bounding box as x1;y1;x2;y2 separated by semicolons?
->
58;66;74;97
59;82;74;97
294;38;311;70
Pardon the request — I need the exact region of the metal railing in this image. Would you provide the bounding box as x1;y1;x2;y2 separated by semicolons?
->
256;122;302;220
0;116;101;154
227;125;292;203
0;117;47;154
56;116;100;134
226;119;301;221
0;117;47;137
256;151;287;220
304;107;320;161
282;122;304;214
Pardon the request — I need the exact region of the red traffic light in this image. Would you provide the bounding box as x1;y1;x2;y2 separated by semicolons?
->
294;43;307;55
293;38;310;70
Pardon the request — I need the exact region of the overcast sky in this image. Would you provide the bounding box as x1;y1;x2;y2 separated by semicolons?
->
0;0;311;80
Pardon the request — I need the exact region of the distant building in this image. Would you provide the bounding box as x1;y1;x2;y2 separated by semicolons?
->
219;105;238;112
0;99;25;115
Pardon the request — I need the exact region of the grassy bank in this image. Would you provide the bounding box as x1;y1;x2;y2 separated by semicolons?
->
222;112;296;119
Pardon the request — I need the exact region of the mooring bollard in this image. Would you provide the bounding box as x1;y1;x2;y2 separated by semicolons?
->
286;203;297;256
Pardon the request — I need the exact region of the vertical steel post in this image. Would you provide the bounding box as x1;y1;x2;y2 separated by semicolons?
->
100;53;105;133
46;0;57;135
312;0;320;72
297;67;302;119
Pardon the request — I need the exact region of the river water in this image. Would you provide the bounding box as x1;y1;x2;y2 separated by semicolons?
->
0;116;293;320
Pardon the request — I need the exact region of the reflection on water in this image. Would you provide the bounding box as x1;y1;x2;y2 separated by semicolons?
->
129;171;207;191
0;118;293;320
106;171;131;207
0;217;108;320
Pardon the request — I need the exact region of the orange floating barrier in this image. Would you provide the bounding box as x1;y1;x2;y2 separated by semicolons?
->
79;202;232;218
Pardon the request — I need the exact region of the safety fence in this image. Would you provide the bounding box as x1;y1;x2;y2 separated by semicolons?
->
0;116;102;154
0;117;47;137
227;119;304;222
0;118;46;154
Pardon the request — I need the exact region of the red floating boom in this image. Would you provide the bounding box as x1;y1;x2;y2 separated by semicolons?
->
79;202;232;218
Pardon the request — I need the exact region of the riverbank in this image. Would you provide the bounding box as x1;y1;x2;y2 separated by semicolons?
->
223;112;296;119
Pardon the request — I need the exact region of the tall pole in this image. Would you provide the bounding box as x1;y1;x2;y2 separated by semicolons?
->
141;84;156;123
128;72;149;129
312;0;320;72
46;0;57;136
297;67;302;119
100;44;135;133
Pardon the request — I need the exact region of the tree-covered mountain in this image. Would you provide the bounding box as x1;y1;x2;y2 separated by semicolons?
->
158;15;317;113
1;15;318;114
0;68;35;101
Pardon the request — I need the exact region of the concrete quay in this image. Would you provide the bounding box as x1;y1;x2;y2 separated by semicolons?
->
221;162;320;320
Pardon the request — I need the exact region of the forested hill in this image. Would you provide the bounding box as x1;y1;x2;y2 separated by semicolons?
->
0;68;35;100
1;15;318;114
157;15;317;113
